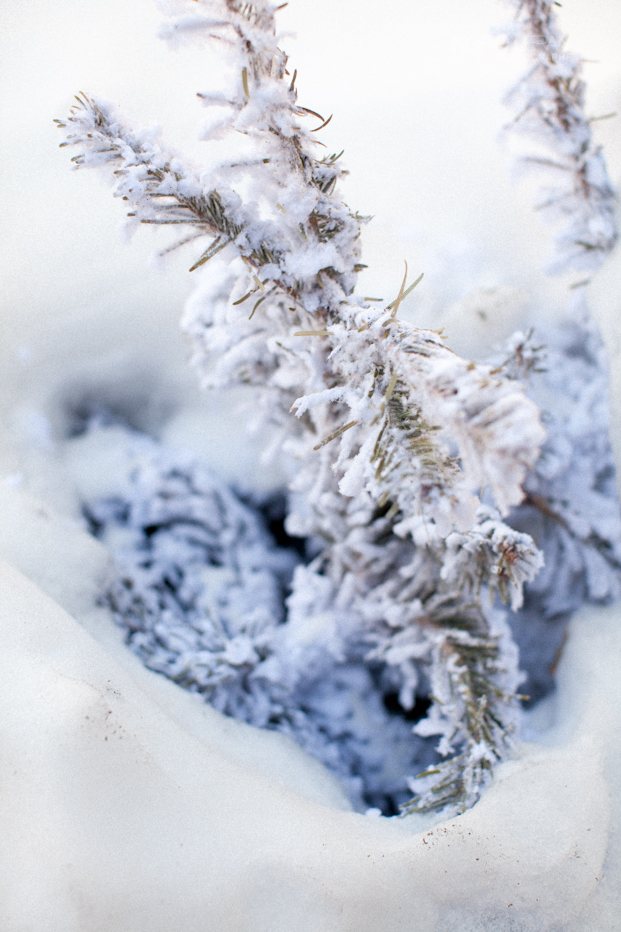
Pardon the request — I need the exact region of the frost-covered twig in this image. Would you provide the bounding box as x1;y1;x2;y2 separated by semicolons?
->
57;0;546;814
363;507;540;814
502;0;617;274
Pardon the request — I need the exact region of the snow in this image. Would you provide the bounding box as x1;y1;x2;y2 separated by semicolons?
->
0;527;620;929
1;0;621;927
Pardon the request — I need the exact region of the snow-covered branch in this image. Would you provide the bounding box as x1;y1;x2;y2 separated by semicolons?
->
502;0;618;274
57;0;547;814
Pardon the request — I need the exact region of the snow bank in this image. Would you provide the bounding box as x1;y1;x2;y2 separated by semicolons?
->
0;504;619;929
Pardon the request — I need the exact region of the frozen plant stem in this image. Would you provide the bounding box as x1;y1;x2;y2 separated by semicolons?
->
502;0;618;275
56;0;546;815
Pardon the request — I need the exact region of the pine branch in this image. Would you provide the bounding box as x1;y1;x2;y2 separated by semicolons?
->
56;93;243;252
501;0;618;274
363;506;541;814
402;609;512;817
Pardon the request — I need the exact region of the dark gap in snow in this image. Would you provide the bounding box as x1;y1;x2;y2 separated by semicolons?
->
62;376;177;440
66;400;134;437
242;490;308;561
82;503;106;539
506;596;571;708
83;498;130;538
374;796;402;819
382;691;432;723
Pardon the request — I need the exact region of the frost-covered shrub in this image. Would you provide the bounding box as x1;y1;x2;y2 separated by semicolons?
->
56;0;619;817
83;429;297;725
82;424;442;812
484;0;621;704
494;308;621;702
516;309;621;613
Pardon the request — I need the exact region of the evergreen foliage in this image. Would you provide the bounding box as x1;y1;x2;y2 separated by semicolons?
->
502;0;617;275
496;310;621;703
496;0;621;703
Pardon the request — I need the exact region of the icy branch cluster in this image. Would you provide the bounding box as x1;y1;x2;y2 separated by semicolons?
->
494;312;621;701
496;0;621;697
515;315;621;612
502;0;617;274
57;0;563;815
83;431;296;726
